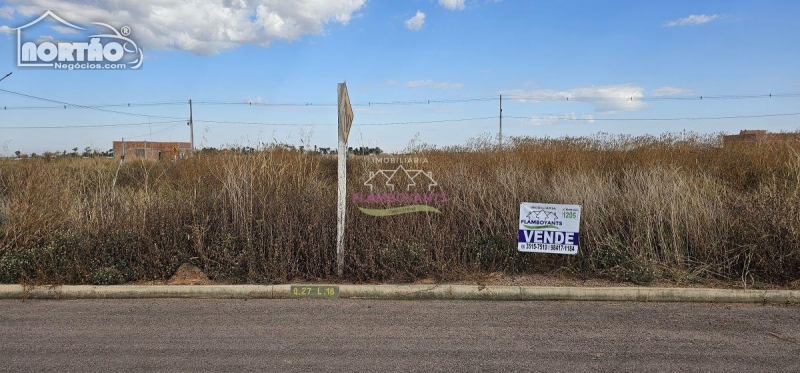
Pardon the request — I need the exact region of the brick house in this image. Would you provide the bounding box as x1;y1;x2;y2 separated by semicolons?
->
112;141;191;161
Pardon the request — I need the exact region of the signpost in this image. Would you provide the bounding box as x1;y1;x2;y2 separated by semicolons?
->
518;203;582;255
336;82;354;277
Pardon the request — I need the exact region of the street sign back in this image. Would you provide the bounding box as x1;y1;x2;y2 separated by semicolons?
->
338;82;354;142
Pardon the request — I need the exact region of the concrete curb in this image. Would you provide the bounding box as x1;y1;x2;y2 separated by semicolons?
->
0;284;798;303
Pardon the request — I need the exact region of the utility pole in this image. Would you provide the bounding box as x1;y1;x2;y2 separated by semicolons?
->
499;94;503;148
188;99;194;154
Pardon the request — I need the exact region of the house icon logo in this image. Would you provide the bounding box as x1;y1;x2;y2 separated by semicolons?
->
364;165;439;192
526;208;559;221
354;163;448;217
14;10;143;69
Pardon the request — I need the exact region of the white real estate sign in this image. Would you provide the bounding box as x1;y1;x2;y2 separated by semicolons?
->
518;203;582;255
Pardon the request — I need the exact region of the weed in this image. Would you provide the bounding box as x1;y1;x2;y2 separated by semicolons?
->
0;132;798;285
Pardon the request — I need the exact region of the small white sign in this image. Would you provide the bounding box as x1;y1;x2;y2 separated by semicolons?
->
518;203;581;255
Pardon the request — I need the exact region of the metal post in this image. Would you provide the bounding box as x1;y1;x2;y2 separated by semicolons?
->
188;99;194;154
499;94;503;148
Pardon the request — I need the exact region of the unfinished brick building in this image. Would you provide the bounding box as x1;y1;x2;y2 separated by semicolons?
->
722;130;800;147
112;141;191;161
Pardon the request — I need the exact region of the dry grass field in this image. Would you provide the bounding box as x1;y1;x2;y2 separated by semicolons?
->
1;132;799;286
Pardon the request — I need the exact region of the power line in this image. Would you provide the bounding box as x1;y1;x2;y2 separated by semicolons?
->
361;116;497;126
2;87;800;130
1;90;800;111
357;97;499;106
503;92;800;102
194;112;800;127
123;123;186;139
0;102;186;110
193;96;499;107
193;119;330;126
0;88;185;120
0;120;184;130
505;112;800;122
2;111;797;130
649;93;800;101
193;116;497;127
0;96;500;110
193;101;335;107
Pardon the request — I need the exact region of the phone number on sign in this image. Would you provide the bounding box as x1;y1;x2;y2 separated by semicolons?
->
519;243;577;253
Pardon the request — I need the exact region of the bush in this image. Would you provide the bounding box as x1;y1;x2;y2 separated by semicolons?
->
90;267;126;285
0;251;34;284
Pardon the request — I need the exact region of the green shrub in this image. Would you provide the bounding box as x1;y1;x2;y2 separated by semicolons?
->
0;251;34;284
90;267;126;285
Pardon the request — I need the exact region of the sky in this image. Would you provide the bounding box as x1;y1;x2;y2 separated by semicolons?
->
0;0;799;155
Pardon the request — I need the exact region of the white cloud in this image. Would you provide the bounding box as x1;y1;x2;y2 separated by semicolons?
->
405;80;464;89
529;113;595;125
0;6;13;19
244;96;267;104
3;0;366;55
664;14;719;27
36;34;53;43
405;80;428;87
651;86;693;97
50;25;80;34
405;11;425;31
439;0;466;11
0;25;13;34
502;84;645;113
0;6;14;19
434;82;464;89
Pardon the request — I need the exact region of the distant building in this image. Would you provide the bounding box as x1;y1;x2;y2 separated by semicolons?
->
112;141;191;161
723;130;800;147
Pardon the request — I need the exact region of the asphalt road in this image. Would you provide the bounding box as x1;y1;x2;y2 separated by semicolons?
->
1;299;798;372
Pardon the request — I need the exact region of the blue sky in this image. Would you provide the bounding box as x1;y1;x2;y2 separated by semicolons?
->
0;0;799;155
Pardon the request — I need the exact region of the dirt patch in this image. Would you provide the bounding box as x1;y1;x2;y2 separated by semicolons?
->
167;263;214;285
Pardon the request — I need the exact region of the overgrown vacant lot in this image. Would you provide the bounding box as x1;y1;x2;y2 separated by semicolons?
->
1;133;799;286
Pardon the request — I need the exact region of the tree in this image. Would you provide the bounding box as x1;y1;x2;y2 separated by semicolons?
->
14;150;20;158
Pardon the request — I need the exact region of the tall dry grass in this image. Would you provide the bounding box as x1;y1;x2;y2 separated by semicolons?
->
1;132;799;286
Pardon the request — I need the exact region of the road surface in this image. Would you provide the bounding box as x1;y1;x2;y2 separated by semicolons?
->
1;299;798;372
